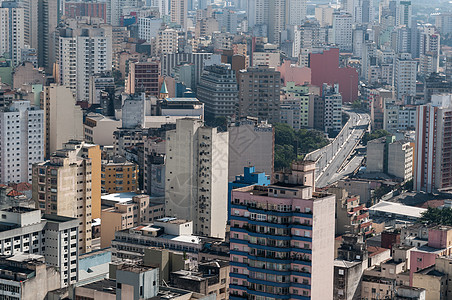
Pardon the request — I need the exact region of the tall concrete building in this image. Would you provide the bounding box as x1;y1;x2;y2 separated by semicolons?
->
165;118;228;239
0;1;25;66
107;0;139;26
41;85;84;158
238;66;281;123
170;0;188;29
33;140;101;254
196;64;238;119
332;12;353;52
126;61;160;96
396;0;412;28
248;0;287;44
0;207;80;288
229;161;335;299
228;118;274;181
287;0;307;25
58;25;112;102
0;100;44;184
323;84;343;134
394;53;417;100
414;94;452;193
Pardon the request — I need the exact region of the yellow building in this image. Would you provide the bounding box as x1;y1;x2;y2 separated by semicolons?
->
101;156;138;194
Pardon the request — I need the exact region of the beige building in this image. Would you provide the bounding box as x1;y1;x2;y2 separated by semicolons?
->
41;84;84;158
165;118;228;239
101;157;139;194
252;51;280;68
84;113;121;146
32;140;101;253
100;194;164;248
412;266;447;300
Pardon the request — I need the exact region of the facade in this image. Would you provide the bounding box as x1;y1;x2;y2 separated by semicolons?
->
238;66;281;123
65;2;107;21
41;84;84;158
138;17;163;43
0;2;25;67
32;140;102;253
100;194;164;248
165;118;228;239
414;94;452;193
101;157;139;194
383;100;417;132
0;207;79;288
394;53;417;100
229;161;335;299
332;12;353;52
197;64;238;119
58;25;112;102
170;0;188;29
323;84;343;134
228;118;274;181
156;27;179;55
0;100;44;184
126;61;160;96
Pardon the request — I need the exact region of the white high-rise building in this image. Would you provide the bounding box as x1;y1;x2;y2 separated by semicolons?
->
287;0;307;25
165;118;228;239
396;0;412;28
170;0;188;29
394;53;417;100
332;12;353;52
0;100;44;184
0;2;25;66
156;27;179;55
138;17;163;43
58;26;112;102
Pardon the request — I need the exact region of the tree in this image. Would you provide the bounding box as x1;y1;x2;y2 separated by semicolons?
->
362;129;391;145
419;207;452;226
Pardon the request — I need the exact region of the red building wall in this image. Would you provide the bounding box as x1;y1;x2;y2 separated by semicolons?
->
309;48;358;102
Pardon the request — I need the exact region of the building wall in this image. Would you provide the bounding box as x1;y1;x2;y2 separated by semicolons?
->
412;272;446;300
367;139;385;173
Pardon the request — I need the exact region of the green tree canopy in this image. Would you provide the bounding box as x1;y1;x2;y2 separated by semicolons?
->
419;207;452;226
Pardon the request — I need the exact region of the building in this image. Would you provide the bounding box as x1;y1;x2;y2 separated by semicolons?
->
252;51;280;68
424;73;452;103
238;65;281;123
100;194;164;248
0;2;25;67
41;85;84;158
315;4;335;26
280;82;315;129
101;156;139;194
32;140;102;253
229;161;335;299
111;218;203;262
65;2;107;21
0;100;44;184
84;113;121;146
309;48;358;102
196;64;238;119
383;100;417;132
58;24;112;102
323;84;343;134
414;94;452;193
170;0;188;29
328;187;372;236
227;118;274;181
171;260;229;300
367;136;413;181
157;97;205;118
138;16;163;43
165;118;228;239
332;12;353;52
89;72;115;106
0;207;79;288
394;53;417;100
156;27;179;55
126;61;160;96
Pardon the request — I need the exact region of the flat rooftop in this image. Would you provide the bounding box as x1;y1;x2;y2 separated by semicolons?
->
369;201;426;219
101;192;138;203
80;279;116;294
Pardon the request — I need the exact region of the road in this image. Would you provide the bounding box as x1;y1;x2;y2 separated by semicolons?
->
315;110;370;188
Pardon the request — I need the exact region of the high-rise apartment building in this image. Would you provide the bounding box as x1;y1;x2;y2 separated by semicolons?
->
332;12;353;52
323;84;343;134
58;25;112;102
33;140;102;253
0;207;79;288
238;66;281;123
229;161;335;299
41;84;84;158
170;0;188;29
396;0;412;28
287;0;307;25
0;100;44;184
228;118;274;181
126;61;160;96
414;94;452;193
197;64;239;119
0;1;25;67
156;27;179;55
394;53;417;100
248;0;287;44
165;118;228;239
107;0;139;26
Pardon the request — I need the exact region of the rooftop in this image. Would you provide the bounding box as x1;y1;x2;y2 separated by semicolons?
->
369;201;426;219
80;279;116;295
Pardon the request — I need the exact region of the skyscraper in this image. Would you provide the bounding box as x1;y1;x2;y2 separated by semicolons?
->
229;161;335;299
287;0;307;25
396;0;412;28
33;140;102;254
165;118;229;239
170;0;188;29
394;53;417;100
332;12;353;52
414;94;452;193
0;100;44;184
0;1;25;66
238;65;281;123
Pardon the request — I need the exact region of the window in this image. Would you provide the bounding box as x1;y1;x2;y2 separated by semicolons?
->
338;269;344;275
